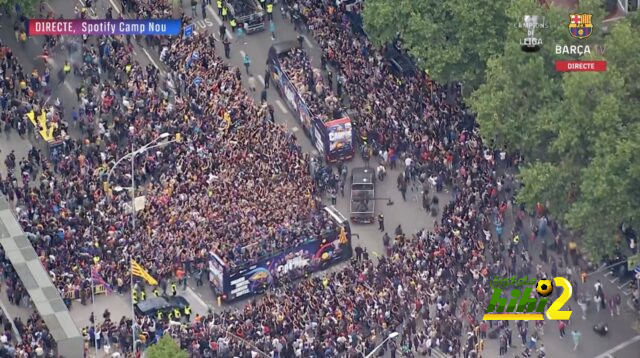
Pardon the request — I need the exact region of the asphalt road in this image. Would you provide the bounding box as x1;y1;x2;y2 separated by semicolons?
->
0;1;639;358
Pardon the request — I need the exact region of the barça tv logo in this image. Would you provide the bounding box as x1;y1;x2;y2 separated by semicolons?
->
569;13;593;39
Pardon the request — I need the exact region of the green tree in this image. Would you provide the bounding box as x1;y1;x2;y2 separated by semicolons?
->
469;0;605;161
146;335;189;358
0;0;40;15
564;127;640;259
362;0;511;89
472;0;639;259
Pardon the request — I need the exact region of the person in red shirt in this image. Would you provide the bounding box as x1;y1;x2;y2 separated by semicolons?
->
558;320;566;338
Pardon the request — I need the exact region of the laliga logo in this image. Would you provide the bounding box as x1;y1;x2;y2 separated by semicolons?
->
518;15;547;53
482;277;572;321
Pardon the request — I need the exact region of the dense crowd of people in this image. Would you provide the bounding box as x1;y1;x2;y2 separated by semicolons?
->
0;1;336;354
0;5;333;316
110;1;525;357
127;1;593;357
122;0;173;18
0;1;524;357
148;33;337;271
279;47;341;123
0;0;627;357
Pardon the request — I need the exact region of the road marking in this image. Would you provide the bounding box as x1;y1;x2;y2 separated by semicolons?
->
204;5;234;39
185;287;210;309
311;150;319;156
303;36;314;48
431;349;449;358
206;5;223;26
239;50;246;58
142;48;160;69
109;0;121;14
275;100;288;113
609;277;619;283
594;335;640;358
604;271;613;277
64;82;73;93
257;75;265;85
291;126;299;132
619;280;632;289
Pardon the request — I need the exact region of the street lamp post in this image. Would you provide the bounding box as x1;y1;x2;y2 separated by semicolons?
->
105;132;171;193
104;132;172;354
365;332;399;358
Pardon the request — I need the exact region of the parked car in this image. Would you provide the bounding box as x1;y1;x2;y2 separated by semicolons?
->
166;295;190;311
134;297;171;317
134;295;191;317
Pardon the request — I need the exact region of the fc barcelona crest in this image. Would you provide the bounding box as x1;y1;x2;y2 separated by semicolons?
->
569;13;593;39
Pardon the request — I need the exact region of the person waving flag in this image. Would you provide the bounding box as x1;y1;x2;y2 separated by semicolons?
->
131;259;158;286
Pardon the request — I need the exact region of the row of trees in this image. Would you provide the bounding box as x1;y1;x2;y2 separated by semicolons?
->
0;0;39;14
364;0;640;259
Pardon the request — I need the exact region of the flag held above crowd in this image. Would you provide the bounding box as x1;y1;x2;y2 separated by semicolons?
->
131;259;158;286
90;266;114;294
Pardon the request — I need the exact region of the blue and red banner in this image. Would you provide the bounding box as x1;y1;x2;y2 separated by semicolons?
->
91;266;114;294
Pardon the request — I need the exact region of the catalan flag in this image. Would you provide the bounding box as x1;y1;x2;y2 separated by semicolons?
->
131;259;158;286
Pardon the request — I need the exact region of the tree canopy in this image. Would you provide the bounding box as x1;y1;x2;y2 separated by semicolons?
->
0;0;40;15
364;0;640;259
363;0;511;89
470;0;640;259
146;335;189;358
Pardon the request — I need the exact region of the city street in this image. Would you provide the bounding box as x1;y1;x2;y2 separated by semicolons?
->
0;1;638;357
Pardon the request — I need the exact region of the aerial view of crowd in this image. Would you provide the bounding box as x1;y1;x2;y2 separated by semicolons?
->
0;0;612;357
134;1;578;357
279;47;341;123
123;0;173;18
122;1;541;357
2;12;336;315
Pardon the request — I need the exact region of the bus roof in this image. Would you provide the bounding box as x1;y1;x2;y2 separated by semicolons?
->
351;167;374;185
